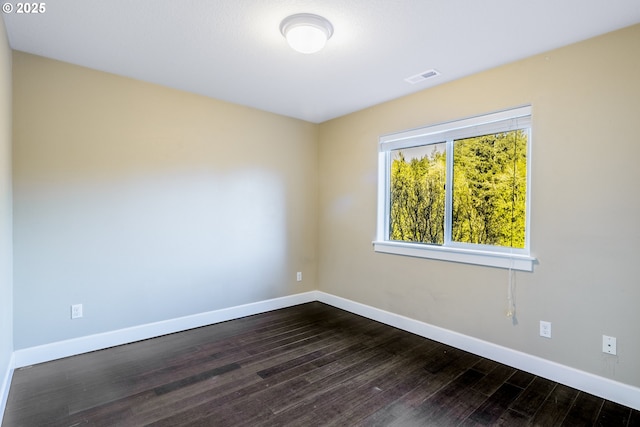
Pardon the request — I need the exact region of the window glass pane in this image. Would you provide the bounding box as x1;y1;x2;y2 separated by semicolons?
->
452;130;527;249
389;143;446;244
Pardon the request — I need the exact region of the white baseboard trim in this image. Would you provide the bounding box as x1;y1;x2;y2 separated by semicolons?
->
13;291;317;369
0;353;15;426
315;291;640;411
9;290;639;412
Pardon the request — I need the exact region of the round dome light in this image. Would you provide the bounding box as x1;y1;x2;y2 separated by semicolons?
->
280;13;334;54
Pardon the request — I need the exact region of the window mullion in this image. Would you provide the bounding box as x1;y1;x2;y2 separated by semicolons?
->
444;139;453;246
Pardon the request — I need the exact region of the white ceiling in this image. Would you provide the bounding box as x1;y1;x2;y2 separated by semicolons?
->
3;0;640;123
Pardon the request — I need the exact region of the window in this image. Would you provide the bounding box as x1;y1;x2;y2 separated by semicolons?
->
375;106;535;271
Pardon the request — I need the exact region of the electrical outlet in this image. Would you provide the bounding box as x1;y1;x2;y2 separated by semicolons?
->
602;335;617;355
71;304;83;319
539;321;551;338
296;272;302;282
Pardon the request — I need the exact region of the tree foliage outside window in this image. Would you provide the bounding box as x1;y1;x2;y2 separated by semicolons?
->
389;129;528;250
390;144;446;244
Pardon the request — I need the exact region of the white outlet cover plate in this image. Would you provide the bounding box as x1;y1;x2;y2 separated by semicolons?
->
602;335;617;355
71;304;83;319
539;321;551;338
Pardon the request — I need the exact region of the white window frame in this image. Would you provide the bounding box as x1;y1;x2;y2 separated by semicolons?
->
374;106;535;271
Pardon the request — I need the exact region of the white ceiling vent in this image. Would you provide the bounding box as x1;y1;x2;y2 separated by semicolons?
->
404;69;440;84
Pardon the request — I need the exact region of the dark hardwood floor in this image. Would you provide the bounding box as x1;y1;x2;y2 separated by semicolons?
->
3;302;639;426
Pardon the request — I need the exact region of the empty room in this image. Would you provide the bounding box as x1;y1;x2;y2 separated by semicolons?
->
1;1;639;425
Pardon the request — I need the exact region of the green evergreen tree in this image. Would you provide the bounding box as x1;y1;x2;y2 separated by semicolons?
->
452;130;527;248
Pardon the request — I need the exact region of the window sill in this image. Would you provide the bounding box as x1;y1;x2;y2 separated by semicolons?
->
373;241;535;271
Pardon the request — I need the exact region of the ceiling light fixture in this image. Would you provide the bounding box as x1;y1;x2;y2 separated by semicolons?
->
280;13;333;54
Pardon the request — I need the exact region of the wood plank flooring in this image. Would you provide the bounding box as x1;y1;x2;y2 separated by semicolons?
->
3;302;639;426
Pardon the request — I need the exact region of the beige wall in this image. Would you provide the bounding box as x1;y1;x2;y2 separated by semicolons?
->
317;24;640;387
0;17;13;384
12;52;318;348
